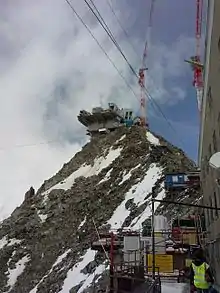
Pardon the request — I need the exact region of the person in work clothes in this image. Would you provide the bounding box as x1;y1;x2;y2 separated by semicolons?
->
189;248;214;293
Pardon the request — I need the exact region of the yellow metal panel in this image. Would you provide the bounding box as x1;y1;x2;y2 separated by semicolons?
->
147;254;173;273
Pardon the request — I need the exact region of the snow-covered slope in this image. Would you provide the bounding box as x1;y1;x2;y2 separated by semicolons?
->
0;126;199;293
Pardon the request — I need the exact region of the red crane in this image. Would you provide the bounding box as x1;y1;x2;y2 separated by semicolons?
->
138;48;148;128
138;0;155;128
185;0;204;112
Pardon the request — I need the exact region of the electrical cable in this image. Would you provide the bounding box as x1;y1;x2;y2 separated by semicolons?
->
84;0;138;77
92;218;110;261
142;0;155;65
107;0;178;136
88;0;115;42
105;0;141;62
0;7;171;168
0;140;59;151
64;0;139;101
105;0;183;145
83;0;186;147
65;0;186;149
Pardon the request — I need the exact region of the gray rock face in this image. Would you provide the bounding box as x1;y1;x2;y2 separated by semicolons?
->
0;127;200;293
24;187;35;201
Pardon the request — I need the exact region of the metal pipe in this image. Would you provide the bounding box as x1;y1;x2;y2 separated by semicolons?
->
153;199;220;210
152;187;156;280
110;232;114;293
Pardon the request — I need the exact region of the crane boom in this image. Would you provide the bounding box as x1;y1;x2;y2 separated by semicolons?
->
138;0;155;128
194;0;203;112
186;0;203;112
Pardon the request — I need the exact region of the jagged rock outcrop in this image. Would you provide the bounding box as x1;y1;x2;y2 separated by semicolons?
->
24;187;35;201
0;126;200;293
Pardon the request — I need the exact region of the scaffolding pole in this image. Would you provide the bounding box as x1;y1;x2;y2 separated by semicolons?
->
110;232;114;293
152;186;156;280
153;199;220;211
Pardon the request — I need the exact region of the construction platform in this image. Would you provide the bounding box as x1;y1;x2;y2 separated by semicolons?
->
78;109;123;127
77;102;143;136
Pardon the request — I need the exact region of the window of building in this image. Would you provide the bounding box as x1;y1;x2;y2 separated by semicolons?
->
213;130;217;153
207;86;213;108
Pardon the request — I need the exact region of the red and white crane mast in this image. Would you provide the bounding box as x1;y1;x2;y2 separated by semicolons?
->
138;0;155;128
194;0;203;112
138;42;148;128
185;0;204;112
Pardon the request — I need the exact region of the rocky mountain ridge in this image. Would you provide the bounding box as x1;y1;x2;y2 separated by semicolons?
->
0;126;199;293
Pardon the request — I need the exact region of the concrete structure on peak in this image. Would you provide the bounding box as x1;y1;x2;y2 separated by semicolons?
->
77;102;142;136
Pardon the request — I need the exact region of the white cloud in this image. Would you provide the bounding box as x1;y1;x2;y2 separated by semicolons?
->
147;36;195;105
0;0;194;220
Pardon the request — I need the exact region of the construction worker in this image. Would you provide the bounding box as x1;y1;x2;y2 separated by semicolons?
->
189;248;214;293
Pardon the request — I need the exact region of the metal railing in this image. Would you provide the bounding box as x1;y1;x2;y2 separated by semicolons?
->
108;261;162;293
146;277;162;293
107;276;161;293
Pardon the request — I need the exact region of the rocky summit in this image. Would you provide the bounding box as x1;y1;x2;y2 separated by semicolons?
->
0;126;200;293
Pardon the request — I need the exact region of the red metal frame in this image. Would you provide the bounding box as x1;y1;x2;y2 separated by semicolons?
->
193;0;203;111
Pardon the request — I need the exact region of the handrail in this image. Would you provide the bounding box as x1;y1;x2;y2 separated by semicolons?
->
146;277;161;293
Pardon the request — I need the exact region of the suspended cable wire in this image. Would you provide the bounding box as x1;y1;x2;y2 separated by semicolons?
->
85;0;185;146
64;0;139;101
142;0;156;64
65;0;186;148
92;218;110;262
87;0;117;44
2;3;135;153
0;140;59;151
84;0;138;77
105;0;141;62
106;0;173;132
1;2;184;152
138;0;156;127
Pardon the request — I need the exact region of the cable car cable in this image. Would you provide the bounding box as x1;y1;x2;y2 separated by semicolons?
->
81;0;186;148
64;0;139;102
105;0;141;62
84;0;138;77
